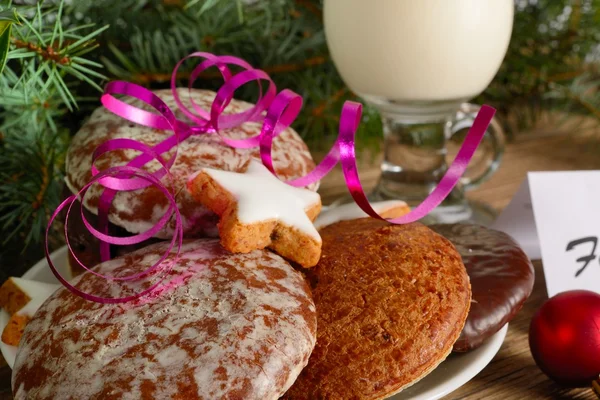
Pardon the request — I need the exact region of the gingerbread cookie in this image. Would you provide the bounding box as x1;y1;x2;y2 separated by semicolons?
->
64;88;317;270
187;161;322;268
0;278;58;316
430;223;534;352
12;239;317;400
0;278;59;347
284;219;471;399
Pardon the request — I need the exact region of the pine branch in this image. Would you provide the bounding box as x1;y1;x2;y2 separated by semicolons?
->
0;0;107;256
96;0;381;150
12;38;70;64
5;2;109;110
0;127;67;246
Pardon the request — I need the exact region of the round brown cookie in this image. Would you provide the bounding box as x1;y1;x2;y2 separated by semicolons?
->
12;239;317;400
429;223;534;352
284;219;471;400
65;88;316;240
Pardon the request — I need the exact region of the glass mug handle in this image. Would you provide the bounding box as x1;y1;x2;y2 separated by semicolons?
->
447;103;506;190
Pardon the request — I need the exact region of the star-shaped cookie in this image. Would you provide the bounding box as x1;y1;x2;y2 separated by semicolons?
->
187;161;322;268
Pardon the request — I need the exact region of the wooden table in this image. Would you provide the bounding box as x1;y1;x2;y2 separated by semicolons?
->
0;120;599;399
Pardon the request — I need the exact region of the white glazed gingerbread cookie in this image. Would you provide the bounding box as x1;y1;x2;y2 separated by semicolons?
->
187;161;322;268
12;239;317;399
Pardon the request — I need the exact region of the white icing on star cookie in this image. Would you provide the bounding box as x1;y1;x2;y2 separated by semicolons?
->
201;161;321;240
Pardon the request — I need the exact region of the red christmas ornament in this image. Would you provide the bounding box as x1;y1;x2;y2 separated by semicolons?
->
529;290;600;387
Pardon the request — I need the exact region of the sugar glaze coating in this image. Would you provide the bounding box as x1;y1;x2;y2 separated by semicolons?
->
12;239;317;399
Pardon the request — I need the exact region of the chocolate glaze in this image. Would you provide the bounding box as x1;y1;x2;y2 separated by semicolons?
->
430;223;535;352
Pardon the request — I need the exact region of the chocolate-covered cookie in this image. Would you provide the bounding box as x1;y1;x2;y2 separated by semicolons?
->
430;223;534;352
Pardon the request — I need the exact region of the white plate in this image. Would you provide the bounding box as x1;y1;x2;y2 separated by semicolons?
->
391;324;507;400
0;246;71;369
1;209;508;399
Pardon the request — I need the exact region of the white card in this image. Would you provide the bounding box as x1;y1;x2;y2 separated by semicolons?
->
491;171;600;297
491;179;540;260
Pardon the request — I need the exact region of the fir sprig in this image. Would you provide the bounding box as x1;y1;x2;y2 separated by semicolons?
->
0;127;67;246
0;0;107;256
5;1;108;110
98;0;380;150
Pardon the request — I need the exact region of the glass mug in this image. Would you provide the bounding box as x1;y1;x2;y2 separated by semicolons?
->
324;0;514;225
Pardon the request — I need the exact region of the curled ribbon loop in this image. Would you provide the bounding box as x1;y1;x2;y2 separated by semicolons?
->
211;68;277;148
46;167;183;303
338;103;496;223
260;89;304;176
47;51;495;304
91;138;175;191
172;52;234;124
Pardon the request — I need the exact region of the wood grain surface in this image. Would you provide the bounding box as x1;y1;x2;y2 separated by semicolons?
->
0;120;599;399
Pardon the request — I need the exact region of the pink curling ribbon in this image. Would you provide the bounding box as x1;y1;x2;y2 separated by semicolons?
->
46;52;495;303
